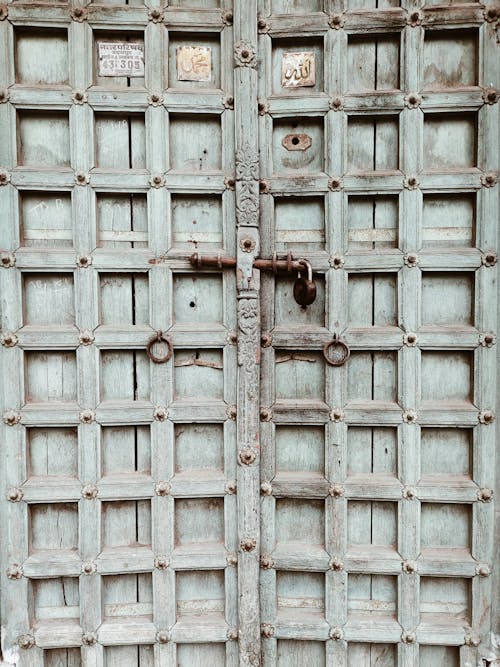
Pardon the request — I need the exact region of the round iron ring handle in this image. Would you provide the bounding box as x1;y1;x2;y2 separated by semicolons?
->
323;334;350;367
146;331;173;364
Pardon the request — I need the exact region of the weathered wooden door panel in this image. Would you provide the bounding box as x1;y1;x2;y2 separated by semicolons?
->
0;1;498;666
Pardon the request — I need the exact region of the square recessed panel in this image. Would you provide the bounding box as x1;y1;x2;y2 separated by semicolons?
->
31;578;79;622
170;115;222;171
20;191;73;248
102;574;152;620
275;426;325;477
421;272;473;326
28;427;78;478
177;645;226;666
274;196;325;251
275;351;325;401
421;503;471;551
348;273;397;327
272;118;324;174
176;571;224;620
273;39;322;93
29;503;78;552
347;427;397;476
276;499;324;547
348;116;399;172
424;113;476;169
348;644;397;667
172;194;223;249
25;351;77;403
277;572;325;621
175;498;224;547
274;276;325;328
18;112;70;167
16;28;69;85
174;349;224;400
423;194;476;247
420;577;471;624
347;34;400;91
23;273;74;326
278;641;325;667
348;501;397;548
169;35;220;88
175;424;224;475
347;352;397;403
348;574;397;619
97;193;148;248
173;274;223;325
95;114;146;169
102;425;151;476
421;352;472;404
424;30;477;89
348;195;398;250
100;272;149;325
100;351;150;401
420;428;472;478
94;32;145;87
419;646;460;667
102;500;151;548
105;646;154;666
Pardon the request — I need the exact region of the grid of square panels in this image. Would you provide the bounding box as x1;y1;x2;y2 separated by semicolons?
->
0;0;239;665
258;0;497;665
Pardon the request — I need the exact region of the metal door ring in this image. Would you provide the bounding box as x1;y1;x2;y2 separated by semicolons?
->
147;332;173;364
323;335;350;366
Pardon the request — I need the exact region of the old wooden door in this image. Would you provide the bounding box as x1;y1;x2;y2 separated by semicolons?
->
0;0;499;666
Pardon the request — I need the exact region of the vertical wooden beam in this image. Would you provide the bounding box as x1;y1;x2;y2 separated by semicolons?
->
234;1;261;664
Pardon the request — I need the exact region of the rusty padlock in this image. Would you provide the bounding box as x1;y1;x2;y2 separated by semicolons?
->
293;259;316;306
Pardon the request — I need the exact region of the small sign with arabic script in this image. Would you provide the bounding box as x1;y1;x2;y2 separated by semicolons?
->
176;46;212;82
281;52;315;88
98;42;145;77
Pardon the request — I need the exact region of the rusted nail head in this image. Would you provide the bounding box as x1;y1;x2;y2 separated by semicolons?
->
73;7;83;16
241;49;249;59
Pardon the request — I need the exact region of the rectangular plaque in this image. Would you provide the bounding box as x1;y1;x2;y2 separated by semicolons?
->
177;46;212;82
281;52;315;88
98;42;145;77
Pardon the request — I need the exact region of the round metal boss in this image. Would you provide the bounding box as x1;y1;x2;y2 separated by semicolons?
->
323;334;350;367
146;332;173;364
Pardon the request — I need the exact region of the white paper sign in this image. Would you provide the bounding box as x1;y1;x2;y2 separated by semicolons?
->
98;42;145;77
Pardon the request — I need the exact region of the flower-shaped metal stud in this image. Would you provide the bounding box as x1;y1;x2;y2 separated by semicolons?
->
404;93;421;109
259;408;272;422
483;6;499;22
403;410;417;423
476;564;491;577
1;252;15;267
155;556;169;570
0;4;9;21
79;330;94;346
223;96;234;110
404;175;419;190
482;251;497;267
402;631;416;644
464;632;480;647
225;480;237;495
261;624;275;638
0;87;9;103
404;252;418;267
156;631;170;644
155;482;171;497
221;9;233;25
477;488;493;502
260;555;274;570
481;171;497;188
234;42;257;68
329;485;345;498
329;14;345;29
3;410;21;426
227;405;237;420
148;93;163;107
82;632;97;646
403;333;418;347
478;410;495;424
0;170;10;185
17;634;35;649
407;10;422;26
148;7;163;22
479;333;496;347
257;17;269;33
7;487;23;502
329;628;344;640
482;87;499;105
1;332;18;347
154;407;168;421
6;564;23;580
150;174;165;188
82;561;97;575
402;560;417;574
330;255;345;269
330;96;344;111
259;179;271;195
260;482;272;496
82;484;98;500
402;486;416;500
227;553;238;567
239;448;257;465
79;409;95;424
328;177;343;192
258;100;269;116
77;255;92;268
75;171;90;186
70;6;88;21
227;628;238;641
329;558;344;572
330;408;345;422
72;90;87;105
240;537;257;552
